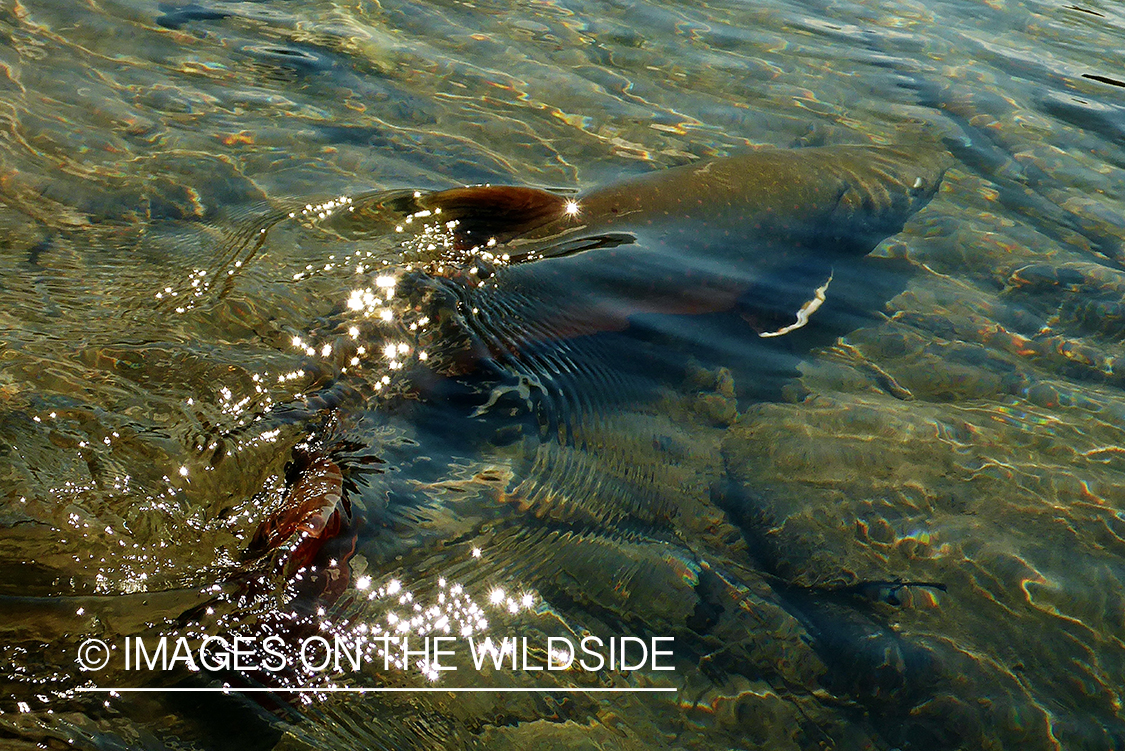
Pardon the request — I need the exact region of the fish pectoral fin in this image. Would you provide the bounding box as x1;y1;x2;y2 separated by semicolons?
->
747;269;834;339
469;374;538;418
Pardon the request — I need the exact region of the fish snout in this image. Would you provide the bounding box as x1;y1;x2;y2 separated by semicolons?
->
830;145;949;248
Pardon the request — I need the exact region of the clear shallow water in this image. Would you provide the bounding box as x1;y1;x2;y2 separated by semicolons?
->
1;0;1125;749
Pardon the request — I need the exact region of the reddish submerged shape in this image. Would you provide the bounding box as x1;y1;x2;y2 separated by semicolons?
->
250;451;347;571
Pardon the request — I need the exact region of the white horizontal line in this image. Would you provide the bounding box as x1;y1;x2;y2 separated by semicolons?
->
77;686;676;694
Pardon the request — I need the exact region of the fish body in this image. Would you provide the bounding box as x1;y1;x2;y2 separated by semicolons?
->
393;144;949;361
244;143;949;576
506;144;946;256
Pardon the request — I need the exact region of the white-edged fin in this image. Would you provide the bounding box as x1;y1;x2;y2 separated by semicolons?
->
470;375;537;417
758;270;833;338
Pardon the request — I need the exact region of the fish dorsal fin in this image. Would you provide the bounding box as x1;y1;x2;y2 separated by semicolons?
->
419;186;572;252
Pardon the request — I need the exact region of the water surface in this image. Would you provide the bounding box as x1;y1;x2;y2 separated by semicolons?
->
2;0;1125;749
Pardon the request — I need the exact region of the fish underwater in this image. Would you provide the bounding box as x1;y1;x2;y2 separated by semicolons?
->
1;141;953;749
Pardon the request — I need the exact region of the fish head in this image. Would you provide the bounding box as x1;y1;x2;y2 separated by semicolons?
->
825;144;950;254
